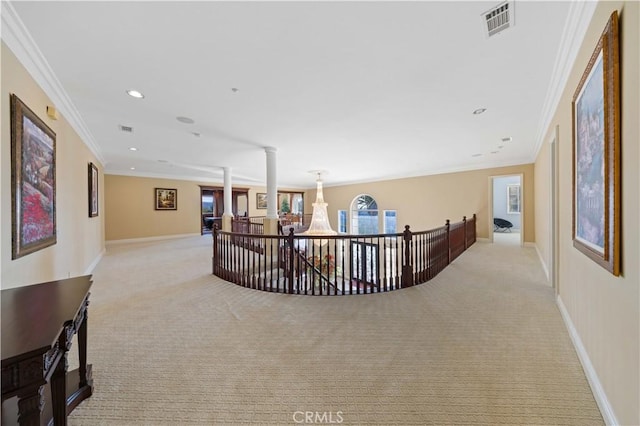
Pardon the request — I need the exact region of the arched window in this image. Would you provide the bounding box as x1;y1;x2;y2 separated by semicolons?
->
350;194;378;234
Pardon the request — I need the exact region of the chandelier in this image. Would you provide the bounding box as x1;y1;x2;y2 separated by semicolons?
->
303;172;337;236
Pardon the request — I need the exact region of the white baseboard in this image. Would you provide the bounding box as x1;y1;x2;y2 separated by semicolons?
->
476;237;490;243
106;233;202;245
533;244;550;281
84;248;105;275
523;241;536;248
556;296;618;425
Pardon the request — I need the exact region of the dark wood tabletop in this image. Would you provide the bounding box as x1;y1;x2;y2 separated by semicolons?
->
1;275;92;363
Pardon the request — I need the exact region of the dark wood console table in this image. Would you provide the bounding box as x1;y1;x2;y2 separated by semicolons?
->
1;275;94;425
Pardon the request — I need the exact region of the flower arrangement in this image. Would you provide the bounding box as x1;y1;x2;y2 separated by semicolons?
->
305;253;342;292
308;253;338;276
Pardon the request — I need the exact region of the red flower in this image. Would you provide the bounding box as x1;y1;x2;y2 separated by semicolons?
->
21;192;53;244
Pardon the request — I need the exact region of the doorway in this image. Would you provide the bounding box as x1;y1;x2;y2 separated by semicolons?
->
199;186;249;235
489;174;524;247
550;127;560;292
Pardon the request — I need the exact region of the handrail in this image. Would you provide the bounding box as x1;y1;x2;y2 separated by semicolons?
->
231;215;312;236
213;214;476;296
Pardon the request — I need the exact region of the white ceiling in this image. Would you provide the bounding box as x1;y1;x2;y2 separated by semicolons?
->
5;1;579;188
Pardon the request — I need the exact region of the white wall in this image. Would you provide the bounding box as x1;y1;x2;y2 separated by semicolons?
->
493;175;521;230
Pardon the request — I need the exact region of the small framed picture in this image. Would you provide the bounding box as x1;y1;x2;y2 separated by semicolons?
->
155;188;177;210
256;193;267;209
506;184;520;214
88;162;99;217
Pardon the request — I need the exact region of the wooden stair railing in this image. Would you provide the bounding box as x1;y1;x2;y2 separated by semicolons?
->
213;214;477;296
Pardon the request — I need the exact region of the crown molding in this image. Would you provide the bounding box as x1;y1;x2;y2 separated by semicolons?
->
531;1;597;161
324;158;533;188
1;1;105;164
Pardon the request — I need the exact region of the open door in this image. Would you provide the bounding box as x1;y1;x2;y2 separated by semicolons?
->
550;127;560;292
489;174;524;247
200;186;249;234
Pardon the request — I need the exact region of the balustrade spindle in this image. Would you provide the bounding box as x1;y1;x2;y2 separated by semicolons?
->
287;229;294;293
446;219;451;265
463;216;468;249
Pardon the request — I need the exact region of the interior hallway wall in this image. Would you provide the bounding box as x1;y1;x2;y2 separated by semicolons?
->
534;2;639;424
1;43;105;289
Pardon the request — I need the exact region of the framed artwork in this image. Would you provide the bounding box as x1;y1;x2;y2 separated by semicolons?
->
256;193;267;209
155;188;177;210
572;11;620;276
10;94;57;259
88;162;99;217
506;184;521;214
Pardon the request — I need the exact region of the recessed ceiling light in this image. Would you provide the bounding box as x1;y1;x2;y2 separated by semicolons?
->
191;132;201;137
129;147;138;151
231;88;239;93
472;108;487;115
126;89;144;99
130;167;136;170
176;116;195;124
498;145;504;149
501;136;513;142
490;151;499;154
158;159;168;163
472;153;483;157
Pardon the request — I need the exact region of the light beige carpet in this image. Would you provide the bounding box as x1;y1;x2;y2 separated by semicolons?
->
68;236;603;425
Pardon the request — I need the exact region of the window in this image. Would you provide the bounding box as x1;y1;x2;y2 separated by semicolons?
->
338;210;347;233
507;184;521;214
291;194;303;214
351;194;378;235
202;194;214;214
383;210;397;234
351;241;379;284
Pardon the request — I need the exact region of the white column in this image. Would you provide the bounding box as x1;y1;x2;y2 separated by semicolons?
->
265;147;278;220
221;167;233;232
223;167;233;218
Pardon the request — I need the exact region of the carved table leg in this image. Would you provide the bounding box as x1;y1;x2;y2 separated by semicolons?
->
78;303;89;387
67;298;93;412
16;385;44;426
51;352;68;426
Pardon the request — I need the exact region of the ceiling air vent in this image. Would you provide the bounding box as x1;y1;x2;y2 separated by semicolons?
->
483;1;514;38
119;125;134;133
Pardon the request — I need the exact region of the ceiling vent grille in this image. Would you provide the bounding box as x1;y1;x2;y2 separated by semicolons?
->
483;1;514;37
119;125;134;133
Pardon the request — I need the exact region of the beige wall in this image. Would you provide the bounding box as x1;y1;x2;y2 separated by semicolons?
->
1;43;105;289
108;163;530;242
535;2;639;424
104;174;301;241
317;164;535;241
105;175;203;241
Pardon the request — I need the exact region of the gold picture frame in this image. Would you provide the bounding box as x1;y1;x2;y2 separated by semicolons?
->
256;193;267;209
571;11;620;276
88;162;99;217
10;94;57;259
155;188;177;210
